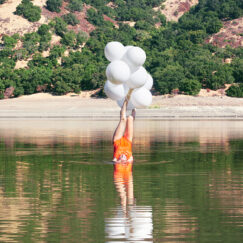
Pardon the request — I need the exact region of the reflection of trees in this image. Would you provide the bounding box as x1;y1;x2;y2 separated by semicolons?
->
1;120;243;152
208;140;243;224
0;153;101;242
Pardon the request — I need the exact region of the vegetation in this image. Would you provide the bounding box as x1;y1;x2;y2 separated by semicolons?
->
67;0;83;12
62;13;79;26
0;0;6;4
226;84;243;97
0;0;242;98
15;0;41;22
46;0;63;12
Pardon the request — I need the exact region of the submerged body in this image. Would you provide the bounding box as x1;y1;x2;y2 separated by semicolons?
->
113;136;133;162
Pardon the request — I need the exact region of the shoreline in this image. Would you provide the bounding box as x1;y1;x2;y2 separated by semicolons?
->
0;93;242;120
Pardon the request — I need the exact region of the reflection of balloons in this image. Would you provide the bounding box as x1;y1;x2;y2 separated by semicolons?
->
106;60;131;85
127;67;148;89
104;80;126;100
131;88;152;109
143;73;153;90
104;42;125;62
117;98;135;110
124;47;146;68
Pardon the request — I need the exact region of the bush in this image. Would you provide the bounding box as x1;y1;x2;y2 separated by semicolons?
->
67;0;83;12
158;13;166;26
46;0;63;12
2;35;18;48
22;32;40;54
0;0;6;4
62;13;79;26
52;81;71;95
179;79;201;95
61;31;76;47
49;45;66;59
226;84;243;97
52;17;67;36
15;0;41;22
86;8;105;26
76;31;89;46
37;24;51;35
232;58;243;83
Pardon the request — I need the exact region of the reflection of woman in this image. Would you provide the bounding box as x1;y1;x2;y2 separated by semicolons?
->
106;155;153;242
112;95;136;163
113;159;134;212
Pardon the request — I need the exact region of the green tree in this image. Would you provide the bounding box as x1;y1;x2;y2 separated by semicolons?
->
2;35;18;48
22;32;40;54
86;8;105;26
179;79;201;95
67;0;83;12
49;45;66;59
207;65;234;90
51;17;67;36
61;31;76;47
231;58;243;83
62;13;79;26
153;65;185;94
226;84;243;97
15;0;41;22
76;31;89;47
46;0;63;12
158;13;166;26
37;24;51;35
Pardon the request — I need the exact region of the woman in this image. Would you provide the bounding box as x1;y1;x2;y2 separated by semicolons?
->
113;95;136;163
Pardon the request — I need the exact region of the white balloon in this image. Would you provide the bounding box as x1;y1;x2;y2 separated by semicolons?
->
143;73;153;90
127;66;148;89
117;98;135;110
131;87;152;109
106;60;131;85
123;46;146;69
104;80;126;101
122;50;138;73
124;45;133;51
104;42;125;62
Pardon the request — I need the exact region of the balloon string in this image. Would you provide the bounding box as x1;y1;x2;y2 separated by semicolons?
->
126;89;134;101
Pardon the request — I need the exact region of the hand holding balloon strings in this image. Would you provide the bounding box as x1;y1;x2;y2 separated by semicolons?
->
104;41;153;110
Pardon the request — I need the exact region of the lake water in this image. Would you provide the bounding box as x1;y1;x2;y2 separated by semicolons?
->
0;120;243;242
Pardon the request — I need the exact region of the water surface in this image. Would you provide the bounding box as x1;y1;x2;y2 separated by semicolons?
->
0;120;243;242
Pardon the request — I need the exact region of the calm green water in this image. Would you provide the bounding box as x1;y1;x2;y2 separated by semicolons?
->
0;120;243;242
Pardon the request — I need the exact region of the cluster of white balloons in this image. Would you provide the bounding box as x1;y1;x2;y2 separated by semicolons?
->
104;41;153;109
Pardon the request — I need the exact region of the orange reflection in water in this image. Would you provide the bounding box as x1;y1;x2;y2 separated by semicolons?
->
105;162;153;242
113;161;134;213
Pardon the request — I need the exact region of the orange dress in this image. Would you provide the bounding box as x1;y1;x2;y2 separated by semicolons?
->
113;136;133;161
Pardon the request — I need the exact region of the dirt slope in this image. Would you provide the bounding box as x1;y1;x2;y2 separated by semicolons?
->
0;0;48;36
206;17;243;48
154;0;199;22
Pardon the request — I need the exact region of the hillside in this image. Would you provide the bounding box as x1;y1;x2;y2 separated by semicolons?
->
0;0;242;100
0;0;47;36
154;0;199;22
206;17;243;48
0;0;95;36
